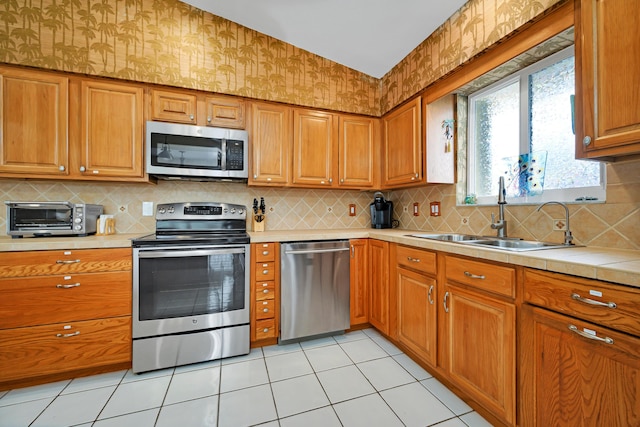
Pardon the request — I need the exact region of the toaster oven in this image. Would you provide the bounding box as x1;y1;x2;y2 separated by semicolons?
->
5;201;104;238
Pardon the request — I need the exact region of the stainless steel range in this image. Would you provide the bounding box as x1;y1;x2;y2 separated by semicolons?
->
132;202;250;373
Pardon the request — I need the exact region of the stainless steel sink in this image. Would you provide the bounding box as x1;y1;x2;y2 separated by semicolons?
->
407;233;576;251
462;239;573;251
407;233;483;242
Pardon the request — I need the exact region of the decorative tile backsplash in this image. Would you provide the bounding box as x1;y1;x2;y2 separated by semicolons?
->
1;158;638;252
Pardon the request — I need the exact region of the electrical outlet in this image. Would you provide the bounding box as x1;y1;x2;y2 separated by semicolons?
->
142;201;154;216
430;201;441;217
118;204;128;214
461;217;469;226
553;219;567;231
349;204;356;216
413;202;420;216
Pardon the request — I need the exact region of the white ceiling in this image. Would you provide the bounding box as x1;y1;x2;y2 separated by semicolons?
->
181;0;468;79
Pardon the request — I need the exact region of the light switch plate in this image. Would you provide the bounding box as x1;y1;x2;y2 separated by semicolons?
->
142;201;154;216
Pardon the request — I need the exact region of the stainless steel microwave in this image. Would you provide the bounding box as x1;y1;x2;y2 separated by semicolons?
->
145;121;249;181
6;201;103;238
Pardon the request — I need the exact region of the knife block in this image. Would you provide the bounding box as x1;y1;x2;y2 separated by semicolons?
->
252;215;265;232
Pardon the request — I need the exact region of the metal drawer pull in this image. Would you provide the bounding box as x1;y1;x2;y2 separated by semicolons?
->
443;291;449;313
262;270;269;274
56;331;80;338
428;285;434;305
263;328;269;333
56;259;80;264
263;308;269;313
571;293;617;309
568;325;613;344
262;251;269;255
263;289;269;294
56;283;81;289
464;271;485;280
407;256;420;263
262;283;268;287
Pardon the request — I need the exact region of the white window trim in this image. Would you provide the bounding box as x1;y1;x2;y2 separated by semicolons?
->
466;46;606;206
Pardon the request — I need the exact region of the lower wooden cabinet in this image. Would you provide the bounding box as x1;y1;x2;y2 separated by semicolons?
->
442;256;516;426
368;239;390;335
0;248;132;389
520;268;640;426
349;239;369;326
250;242;280;344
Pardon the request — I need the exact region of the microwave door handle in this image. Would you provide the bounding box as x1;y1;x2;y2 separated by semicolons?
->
221;138;227;171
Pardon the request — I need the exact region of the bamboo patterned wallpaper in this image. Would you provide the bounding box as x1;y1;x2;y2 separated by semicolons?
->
0;0;562;116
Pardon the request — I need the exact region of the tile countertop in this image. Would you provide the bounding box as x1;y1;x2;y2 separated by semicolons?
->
1;229;638;288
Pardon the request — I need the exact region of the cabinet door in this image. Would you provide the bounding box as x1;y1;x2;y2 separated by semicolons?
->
249;103;291;186
79;80;144;178
205;95;245;129
576;0;640;159
292;109;337;187
520;304;640;426
369;240;389;335
443;283;516;425
382;97;422;187
339;116;376;188
150;89;197;124
0;67;69;176
349;239;369;326
397;267;437;366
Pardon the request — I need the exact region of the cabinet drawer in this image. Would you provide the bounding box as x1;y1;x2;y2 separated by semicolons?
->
254;262;275;281
255;281;276;301
255;243;276;263
445;256;515;298
0;316;131;383
524;269;640;337
255;299;275;320
255;319;277;340
396;245;436;275
0;248;132;278
0;271;132;329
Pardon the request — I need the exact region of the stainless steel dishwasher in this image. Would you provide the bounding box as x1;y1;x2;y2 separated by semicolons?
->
280;240;350;343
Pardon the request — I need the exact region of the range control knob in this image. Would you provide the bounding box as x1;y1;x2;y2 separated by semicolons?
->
74;218;82;223
168;206;175;214
158;207;166;214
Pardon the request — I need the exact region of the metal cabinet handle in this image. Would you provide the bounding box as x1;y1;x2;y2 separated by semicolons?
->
262;269;269;274
59;165;66;171
464;271;485;280
56;259;80;264
263;328;269;333
407;256;420;263
262;251;269;256
583;136;592;146
428;285;434;305
189;114;194;120
329;178;333;184
262;283;268;287
207;116;212;123
80;166;86;172
263;308;269;313
263;289;269;294
253;174;258;179
340;178;344;183
267;177;272;182
443;291;449;313
571;293;617;309
56;331;80;338
568;325;613;344
56;283;81;289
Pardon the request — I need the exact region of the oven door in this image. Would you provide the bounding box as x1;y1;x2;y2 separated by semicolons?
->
133;244;250;338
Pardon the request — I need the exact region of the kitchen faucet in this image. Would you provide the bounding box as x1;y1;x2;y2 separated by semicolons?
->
490;176;508;238
536;201;574;245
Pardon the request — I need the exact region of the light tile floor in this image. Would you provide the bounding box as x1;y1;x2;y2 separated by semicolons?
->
0;329;494;427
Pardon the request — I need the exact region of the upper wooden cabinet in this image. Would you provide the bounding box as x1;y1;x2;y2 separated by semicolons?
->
382;97;422;188
150;88;245;129
249;102;292;186
77;80;145;179
292;109;338;187
575;0;640;160
0;67;69;177
339;115;377;188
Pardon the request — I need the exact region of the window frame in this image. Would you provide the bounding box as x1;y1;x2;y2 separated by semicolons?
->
466;45;606;206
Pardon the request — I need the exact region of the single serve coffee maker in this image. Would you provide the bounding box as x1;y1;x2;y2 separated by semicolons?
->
370;192;393;229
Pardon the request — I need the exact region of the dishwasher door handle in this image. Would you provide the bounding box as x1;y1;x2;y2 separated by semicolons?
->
284;247;350;255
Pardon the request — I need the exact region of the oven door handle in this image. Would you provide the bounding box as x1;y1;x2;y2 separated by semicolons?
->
137;247;245;258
